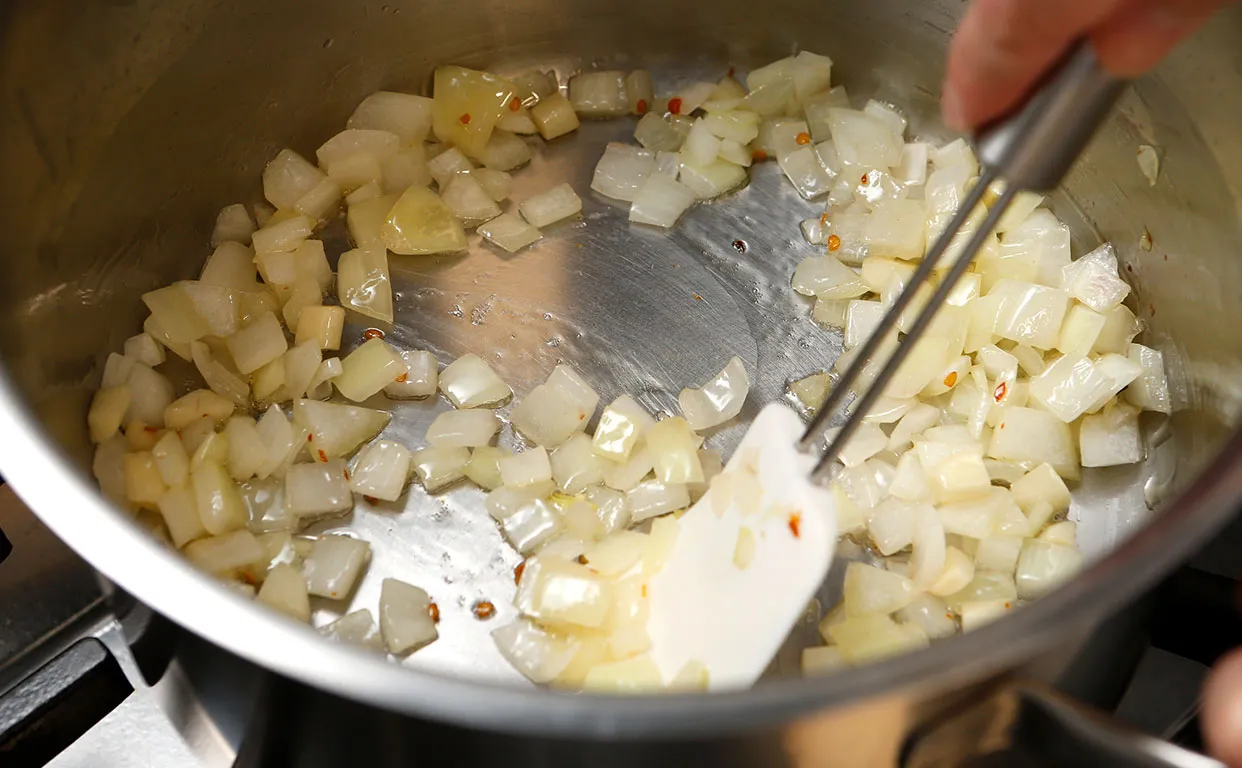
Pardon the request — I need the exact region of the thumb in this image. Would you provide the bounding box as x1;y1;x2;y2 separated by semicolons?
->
1202;648;1242;767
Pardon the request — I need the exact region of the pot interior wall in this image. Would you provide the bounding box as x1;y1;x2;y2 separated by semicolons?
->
2;0;1241;682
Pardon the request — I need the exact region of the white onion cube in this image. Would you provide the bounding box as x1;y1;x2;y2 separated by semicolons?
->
426;409;500;448
438;353;511;408
349;440;412;501
379;578;438;654
630;174;696;228
477;212;542;253
410;446;470;492
384;350;438;399
519;183;583;228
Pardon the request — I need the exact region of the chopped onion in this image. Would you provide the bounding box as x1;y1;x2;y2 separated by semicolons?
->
349;440;412;501
465;446;511;491
624;70;654;114
295;306;345;352
529;92;580;141
519;183;583;228
438;353;511;408
441;173;502;225
382;185;467;255
629;173;696;228
285;460;352;516
492;618;579;683
896;593;956;639
944;571;1018;611
384;350;439;399
1124;343;1171;413
626;480;689;522
321;609;385;651
293;399;391;459
430;65;514;159
480;130;532;172
257;563;311;621
1016;539;1083;599
634;113;686;152
592;395;656;461
379;577;438;654
156;486;206;548
88;385;130;444
793;255;866;299
224;416;266;482
499;446;552;488
677;157;748;200
165;389;235;430
501;498;562;553
568;71;628;117
263;149;326;210
426;409;500;448
184;529;263;574
211;203;255;247
521;556;611;628
550;433;607;494
410;446;470;492
1080;402;1142;467
591;143;655;202
191;459;247;535
828;613;926;664
477;211;543;253
348;91;434;144
303;535;370;599
1028;354;1114;423
485;481;556;520
677;356;749;431
428;146;474;188
334;338;405;402
646;417;704;483
1061;243;1130;313
582;655;663;693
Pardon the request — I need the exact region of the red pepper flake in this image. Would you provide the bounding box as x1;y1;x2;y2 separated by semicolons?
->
945;613;953;620
1149;303;1156;316
362;328;385;340
576;554;589;565
395;372;408;383
240;572;258;586
944;371;958;388
752;149;768;162
459;113;472;125
788;512;802;539
636;98;648;115
1004;602;1011;609
472;600;496;620
820;212;830;225
795;132;811;146
307;434;314;442
993;381;1008;402
201;413;209;419
692;293;703;302
428;602;441;623
363;495;378;504
727;66;736;78
317;449;328;463
667;97;683;115
508;97;521;112
1000;422;1006;429
827;234;842;252
514;561;526;584
579;413;586;421
343;468;351;481
860;172;869;184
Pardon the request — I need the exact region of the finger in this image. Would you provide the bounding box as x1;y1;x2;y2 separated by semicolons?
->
1092;0;1226;75
942;0;1128;131
1202;648;1242;767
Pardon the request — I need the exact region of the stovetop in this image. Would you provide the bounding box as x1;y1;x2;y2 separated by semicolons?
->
1;484;1235;767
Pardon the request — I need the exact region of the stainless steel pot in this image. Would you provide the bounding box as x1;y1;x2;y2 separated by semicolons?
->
2;0;1242;764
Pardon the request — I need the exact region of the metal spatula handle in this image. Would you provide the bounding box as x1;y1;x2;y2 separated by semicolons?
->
800;43;1127;482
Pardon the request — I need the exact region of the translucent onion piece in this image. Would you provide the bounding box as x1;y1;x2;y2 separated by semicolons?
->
258;563;311;621
501;498;562;553
827;108;902;168
349;91;434;144
646;417;704;483
191;460;247;535
430;65;515;159
285;460;352;516
629;173;696;228
492;619;579;684
477;212;542;253
582;655;663;694
123;332;166;368
592;395;656;462
211;203;255;247
568;71;628;117
896;594;957;640
321;608;386;652
224;416;266;482
1079;402;1143;467
1061;243;1130;313
485;481;556;521
1028;354;1115;423
828;614;926;664
156;486;205;548
529;92;580;141
634;113;686;152
379;577;439;654
793;255;867;300
335;338;405;402
303;535;371;599
1124;343;1171;414
226;312;288;375
442;173;502;224
1016;539;1083;599
522;557;611;628
499;447;552;488
337;247;394;325
511;384;590;448
427;147;474;188
677;157;748;200
464;446;510;491
678;356;749;430
519;183;583;228
190;341;250;406
550;434;607;494
88;386;130;444
586;485;631;535
263;149;326;211
292;399;391;460
382;185;467;255
438;353;511;408
349;440;412;501
384;350;438;399
410;446;470;493
426;409;500;448
801;645;846;676
626;480;689;522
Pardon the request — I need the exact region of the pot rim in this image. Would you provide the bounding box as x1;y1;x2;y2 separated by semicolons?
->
3;372;1238;739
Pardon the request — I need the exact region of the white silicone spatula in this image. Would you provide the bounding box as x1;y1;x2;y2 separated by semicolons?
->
643;402;836;690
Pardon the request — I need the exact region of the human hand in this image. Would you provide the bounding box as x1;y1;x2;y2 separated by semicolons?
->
942;0;1228;132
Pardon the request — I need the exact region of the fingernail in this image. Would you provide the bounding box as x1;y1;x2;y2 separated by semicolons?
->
942;86;968;133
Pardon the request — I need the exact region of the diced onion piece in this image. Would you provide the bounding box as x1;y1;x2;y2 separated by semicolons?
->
587;485;631;535
123;451;166;508
382;185;467;255
293;399;391;459
165;389;235;431
431;65;515;159
1061;243;1130;312
624;70;655;114
224;416;266;482
684;119;722;166
779;146;833;199
474;168;514;202
285;460;352;516
793;256;866;300
592;395;656;461
465;446;511;491
944;571;1018;611
1080;402;1142;467
989;406;1078;479
496;109;538;135
258;563;311;621
477;212;542;252
828;108;903;168
349;91;434;144
295;306;345;351
634;113;686;152
864;199;925;261
156;486;205;548
591;143;655;202
385;350;439;399
828;614;927;664
321;609;385;651
568;71;628;117
1124;343;1171;413
379;577;439;654
212;204;256;247
349;440;412;501
123;333;166;369
989;279;1071;350
184;530;263;574
427;147;474;188
191;460;247;535
1028;354;1113;423
439;353;511;408
263;149;326;210
843;561;915;617
582;654;663;694
334;338;405;402
1016;539;1083;599
303;535;370;599
252;216;314;255
501;499;561;553
677;157;748;200
441;173;502;225
529;92;580;140
678;356;749;431
897;593;957;640
550;434;607;494
519;183;583;228
189;341;249;406
499;447;552;488
143;284;212;344
959;600;1014;632
410;446;470;493
426;409;500;448
480;130;532;172
522;557;611;628
88;385;130;444
492;619;579;683
254;405;298;480
224;312;287;375
629;174;696;228
646;417;704;483
582;530;647;577
1094;304;1143;355
627;480;690;522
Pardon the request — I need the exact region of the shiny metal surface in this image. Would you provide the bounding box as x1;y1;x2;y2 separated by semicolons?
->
0;0;1240;759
